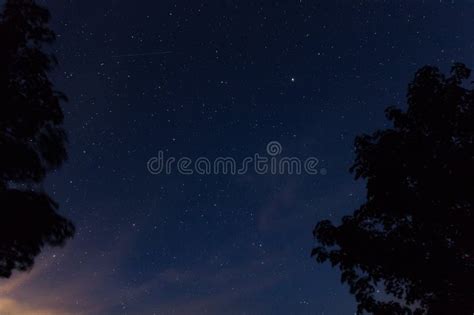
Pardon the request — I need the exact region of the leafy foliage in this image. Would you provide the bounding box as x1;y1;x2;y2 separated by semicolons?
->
313;64;474;314
0;0;74;278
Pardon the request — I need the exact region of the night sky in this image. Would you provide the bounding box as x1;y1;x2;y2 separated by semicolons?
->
1;1;473;314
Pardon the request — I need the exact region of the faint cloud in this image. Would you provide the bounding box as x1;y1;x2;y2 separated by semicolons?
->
0;298;76;315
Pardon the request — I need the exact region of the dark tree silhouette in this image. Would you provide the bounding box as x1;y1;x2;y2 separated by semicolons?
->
0;0;74;277
313;64;474;314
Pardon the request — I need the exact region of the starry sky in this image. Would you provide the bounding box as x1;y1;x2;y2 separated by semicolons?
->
1;1;473;314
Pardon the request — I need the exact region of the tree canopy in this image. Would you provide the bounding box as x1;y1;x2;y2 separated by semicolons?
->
0;0;74;278
313;63;474;314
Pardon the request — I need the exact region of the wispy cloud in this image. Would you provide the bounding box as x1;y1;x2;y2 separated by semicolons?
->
0;227;286;315
0;297;77;315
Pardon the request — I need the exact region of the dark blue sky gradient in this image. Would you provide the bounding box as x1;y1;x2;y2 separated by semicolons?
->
1;1;473;314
